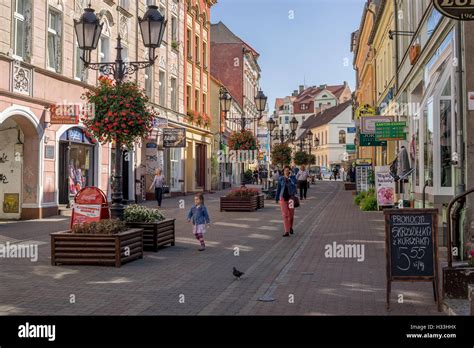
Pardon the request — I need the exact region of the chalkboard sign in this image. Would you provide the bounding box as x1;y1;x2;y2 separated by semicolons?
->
384;209;441;311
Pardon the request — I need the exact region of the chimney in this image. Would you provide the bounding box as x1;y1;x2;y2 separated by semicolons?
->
344;81;348;87
299;85;304;94
319;84;327;89
292;90;298;96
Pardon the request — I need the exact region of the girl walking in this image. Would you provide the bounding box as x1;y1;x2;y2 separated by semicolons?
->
187;193;210;251
149;168;166;207
275;166;297;237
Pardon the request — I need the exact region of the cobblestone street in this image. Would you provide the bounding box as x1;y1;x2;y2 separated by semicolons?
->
0;182;442;315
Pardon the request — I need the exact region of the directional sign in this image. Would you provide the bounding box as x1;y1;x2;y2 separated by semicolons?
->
359;134;387;147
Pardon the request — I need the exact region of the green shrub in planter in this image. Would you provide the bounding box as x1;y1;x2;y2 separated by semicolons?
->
361;194;378;211
124;204;165;223
72;219;127;235
354;191;367;206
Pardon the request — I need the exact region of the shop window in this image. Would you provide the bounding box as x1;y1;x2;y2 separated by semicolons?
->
424;102;434;186
440;97;452;188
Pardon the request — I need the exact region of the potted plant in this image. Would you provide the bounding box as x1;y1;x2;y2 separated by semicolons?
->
220;187;260;212
124;204;175;252
51;219;144;267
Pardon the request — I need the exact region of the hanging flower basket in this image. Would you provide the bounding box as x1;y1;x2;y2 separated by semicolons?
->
80;76;157;147
228;130;258;151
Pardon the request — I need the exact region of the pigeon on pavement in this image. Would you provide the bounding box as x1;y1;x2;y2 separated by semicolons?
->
233;267;244;280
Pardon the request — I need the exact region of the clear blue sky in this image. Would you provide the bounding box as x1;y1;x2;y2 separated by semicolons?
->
211;0;366;112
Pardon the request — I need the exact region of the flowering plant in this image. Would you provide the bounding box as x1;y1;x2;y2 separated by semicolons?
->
226;187;260;198
228;130;258;151
202;113;211;127
468;249;474;267
80;75;156;147
124;204;165;223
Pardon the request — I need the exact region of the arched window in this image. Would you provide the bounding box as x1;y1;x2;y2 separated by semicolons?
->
339;130;346;144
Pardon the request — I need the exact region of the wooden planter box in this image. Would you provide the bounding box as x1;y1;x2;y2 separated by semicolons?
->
51;228;143;268
345;182;356;191
257;194;264;209
220;195;258;212
126;219;175;252
443;266;474;299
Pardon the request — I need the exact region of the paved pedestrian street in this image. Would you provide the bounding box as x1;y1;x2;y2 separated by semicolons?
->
0;182;442;316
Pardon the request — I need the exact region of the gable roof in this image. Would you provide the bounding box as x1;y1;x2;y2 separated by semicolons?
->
210;21;260;58
294;84;348;104
300;100;352;130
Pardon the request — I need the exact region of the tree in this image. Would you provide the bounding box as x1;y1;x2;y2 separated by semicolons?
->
293;151;309;165
271;143;292;168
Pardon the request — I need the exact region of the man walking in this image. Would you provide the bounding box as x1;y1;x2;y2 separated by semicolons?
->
296;165;309;200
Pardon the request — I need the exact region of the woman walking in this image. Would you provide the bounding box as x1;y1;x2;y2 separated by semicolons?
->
149;168;166;207
275;166;297;237
296;165;309;200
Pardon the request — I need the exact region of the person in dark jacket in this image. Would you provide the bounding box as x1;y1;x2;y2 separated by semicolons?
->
275;166;297;237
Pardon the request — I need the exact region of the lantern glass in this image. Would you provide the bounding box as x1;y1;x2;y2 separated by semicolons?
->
267;118;276;133
74;8;103;51
290;117;298;132
254;90;267;112
219;91;232;113
139;5;167;48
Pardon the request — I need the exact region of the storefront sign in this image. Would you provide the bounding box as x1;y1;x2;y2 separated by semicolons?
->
360;116;393;134
44;145;55;159
163;128;186;148
434;0;474;21
375;121;407;141
468;92;474;110
50;103;93;125
355;104;376;119
375;166;395;207
346;144;356;153
359;134;387;147
154;117;168;128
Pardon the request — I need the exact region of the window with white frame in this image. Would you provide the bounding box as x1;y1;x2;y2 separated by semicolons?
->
171;16;178;43
13;0;32;61
159;70;166;106
75;39;87;81
47;8;62;72
170;77;177;111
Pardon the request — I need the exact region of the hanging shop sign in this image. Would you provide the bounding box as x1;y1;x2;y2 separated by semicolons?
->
355;104;376;119
384;208;441;311
359;134;387;147
375;121;408;141
434;0;474;21
374;166;395;207
346;144;356;153
360;116;394;134
163;128;186;148
49;103;93;125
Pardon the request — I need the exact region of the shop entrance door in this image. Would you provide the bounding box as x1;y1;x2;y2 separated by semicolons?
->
195;143;206;189
58;128;95;204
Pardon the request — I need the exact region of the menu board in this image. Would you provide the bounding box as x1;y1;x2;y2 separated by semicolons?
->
384;209;440;311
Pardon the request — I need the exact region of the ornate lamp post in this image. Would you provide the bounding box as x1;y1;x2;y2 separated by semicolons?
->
269;116;298;144
218;87;232;190
74;4;167;220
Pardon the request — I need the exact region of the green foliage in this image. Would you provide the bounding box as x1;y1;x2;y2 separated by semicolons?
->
271;143;292;167
226;188;260;197
293;151;309;165
354;191;367;206
228;130;258;150
123;204;166;223
72;219;127;235
360;194;378;211
244;169;253;181
307;154;316;165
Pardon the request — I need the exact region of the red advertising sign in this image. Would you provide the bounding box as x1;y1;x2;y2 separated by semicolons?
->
71;187;110;228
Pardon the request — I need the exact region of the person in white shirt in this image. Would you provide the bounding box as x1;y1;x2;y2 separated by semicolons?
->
296;165;309;200
149;168;166;207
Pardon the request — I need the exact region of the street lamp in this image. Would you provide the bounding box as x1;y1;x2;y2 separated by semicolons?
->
268;117;298;144
290;117;298;134
266;117;276;133
74;4;166;220
254;89;268;120
218;87;232;189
